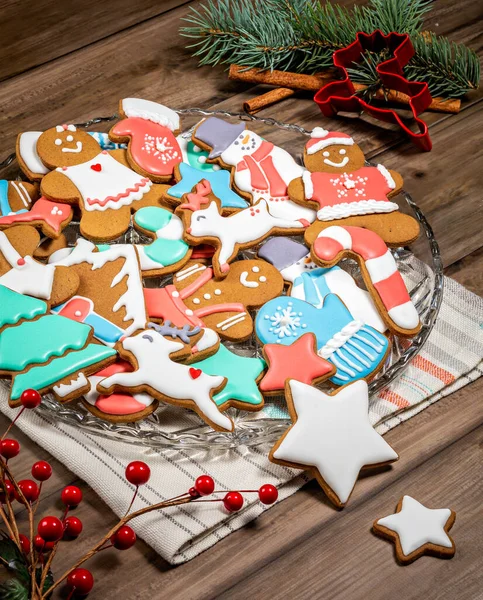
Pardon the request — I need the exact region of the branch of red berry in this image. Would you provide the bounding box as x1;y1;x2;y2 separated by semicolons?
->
0;389;279;599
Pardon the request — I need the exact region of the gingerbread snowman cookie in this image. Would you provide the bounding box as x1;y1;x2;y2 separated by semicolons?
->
36;124;170;242
288;128;420;247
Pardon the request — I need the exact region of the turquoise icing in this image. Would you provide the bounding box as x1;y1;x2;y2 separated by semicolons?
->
168;163;248;209
185;140;219;172
0;315;91;371
88;132;126;151
134;206;173;233
0;180;9;216
144;238;189;266
11;344;116;400
190;344;266;407
0;285;47;329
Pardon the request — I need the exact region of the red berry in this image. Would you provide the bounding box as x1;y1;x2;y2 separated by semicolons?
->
17;479;40;503
63;516;83;538
31;460;52;482
38;516;64;542
18;534;30;554
34;535;45;552
189;486;201;498
67;569;94;595
110;525;136;550
44;541;56;551
194;475;215;496
223;491;244;512
0;480;14;503
61;485;83;508
0;439;20;459
258;484;278;505
125;461;150;486
20;389;41;409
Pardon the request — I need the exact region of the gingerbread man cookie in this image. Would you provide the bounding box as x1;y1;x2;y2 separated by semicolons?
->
36;124;169;242
109;98;183;183
177;180;306;278
145;258;284;342
288;128;420;247
0;226;79;308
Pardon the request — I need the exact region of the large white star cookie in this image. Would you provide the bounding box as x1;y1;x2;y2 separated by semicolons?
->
269;379;398;507
373;495;456;564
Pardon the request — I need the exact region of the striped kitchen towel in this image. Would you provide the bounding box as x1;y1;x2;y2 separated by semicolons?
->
0;272;482;564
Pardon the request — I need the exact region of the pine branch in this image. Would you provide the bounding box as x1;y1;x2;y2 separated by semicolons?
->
180;0;480;99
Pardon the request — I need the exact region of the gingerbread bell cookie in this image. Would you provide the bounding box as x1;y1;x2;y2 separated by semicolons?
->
288;128;420;247
109;98;183;183
373;496;456;564
36;124;170;242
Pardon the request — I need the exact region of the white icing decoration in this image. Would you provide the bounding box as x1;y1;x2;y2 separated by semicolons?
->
53;373;88;398
216;313;247;331
97;331;232;431
193;298;200;304
272;380;398;504
239;270;259;288
56;126;64;133
252;266;260;273
55;138;62;146
121;98;180;131
18;132;49;175
268;302;305;339
10;182;30;208
302;170;314;200
192;328;219;353
203;293;211;300
172;290;180;298
176;263;206;281
187;199;304;267
62;141;83;153
259;275;267;282
317;320;363;358
50;239;146;337
56;152;152;212
324;156;350;168
84;374;153;408
66;135;74;142
376;496;453;557
377;164;396;189
0;231;55;300
306;135;354;155
214;289;221;295
317;199;399;221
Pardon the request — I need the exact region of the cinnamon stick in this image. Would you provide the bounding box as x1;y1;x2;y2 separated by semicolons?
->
243;87;296;113
229;64;461;114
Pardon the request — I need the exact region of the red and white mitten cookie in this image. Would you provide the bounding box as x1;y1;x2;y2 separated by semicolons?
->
109;98;183;183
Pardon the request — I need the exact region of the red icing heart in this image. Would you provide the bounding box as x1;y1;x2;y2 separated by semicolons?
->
90;163;102;172
189;368;202;380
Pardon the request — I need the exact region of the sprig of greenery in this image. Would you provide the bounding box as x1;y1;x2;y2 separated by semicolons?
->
180;0;480;98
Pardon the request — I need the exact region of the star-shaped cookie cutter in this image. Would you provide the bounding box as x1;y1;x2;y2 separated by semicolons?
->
314;30;433;151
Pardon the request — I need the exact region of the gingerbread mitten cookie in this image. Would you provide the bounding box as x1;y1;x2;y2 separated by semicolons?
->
288;128;420;246
109;98;183;183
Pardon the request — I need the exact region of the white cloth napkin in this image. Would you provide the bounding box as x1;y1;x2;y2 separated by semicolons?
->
1;274;482;564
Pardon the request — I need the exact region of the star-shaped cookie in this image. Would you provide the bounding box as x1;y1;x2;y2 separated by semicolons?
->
259;333;335;394
189;343;266;411
269;379;398;507
373;495;456;564
167;163;248;210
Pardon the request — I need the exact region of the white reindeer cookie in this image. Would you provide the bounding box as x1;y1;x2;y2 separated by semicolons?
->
176;179;307;279
96;324;233;432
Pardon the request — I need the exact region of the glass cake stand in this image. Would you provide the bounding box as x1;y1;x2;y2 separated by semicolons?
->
0;109;444;448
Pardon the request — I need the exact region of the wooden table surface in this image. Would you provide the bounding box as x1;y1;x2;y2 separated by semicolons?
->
1;1;482;598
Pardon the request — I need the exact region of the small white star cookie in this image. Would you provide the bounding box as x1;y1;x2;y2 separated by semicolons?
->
373;495;456;564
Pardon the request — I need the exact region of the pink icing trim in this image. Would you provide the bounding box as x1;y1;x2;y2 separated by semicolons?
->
0;197;72;233
96;393;147;415
85;178;150;207
179;268;214;299
193;303;245;318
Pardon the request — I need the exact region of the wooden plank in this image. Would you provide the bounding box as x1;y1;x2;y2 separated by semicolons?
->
0;0;191;82
220;427;482;600
444;247;483;295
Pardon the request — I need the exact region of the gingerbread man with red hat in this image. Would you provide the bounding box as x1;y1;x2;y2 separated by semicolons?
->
289;128;420;247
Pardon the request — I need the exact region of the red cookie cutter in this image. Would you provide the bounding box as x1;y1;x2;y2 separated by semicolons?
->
314;30;433;151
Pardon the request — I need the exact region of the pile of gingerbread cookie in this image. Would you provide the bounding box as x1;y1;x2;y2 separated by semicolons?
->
1;99;458;562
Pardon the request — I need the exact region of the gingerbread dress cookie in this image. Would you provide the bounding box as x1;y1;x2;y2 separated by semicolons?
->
36;125;169;242
289;128;420;246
